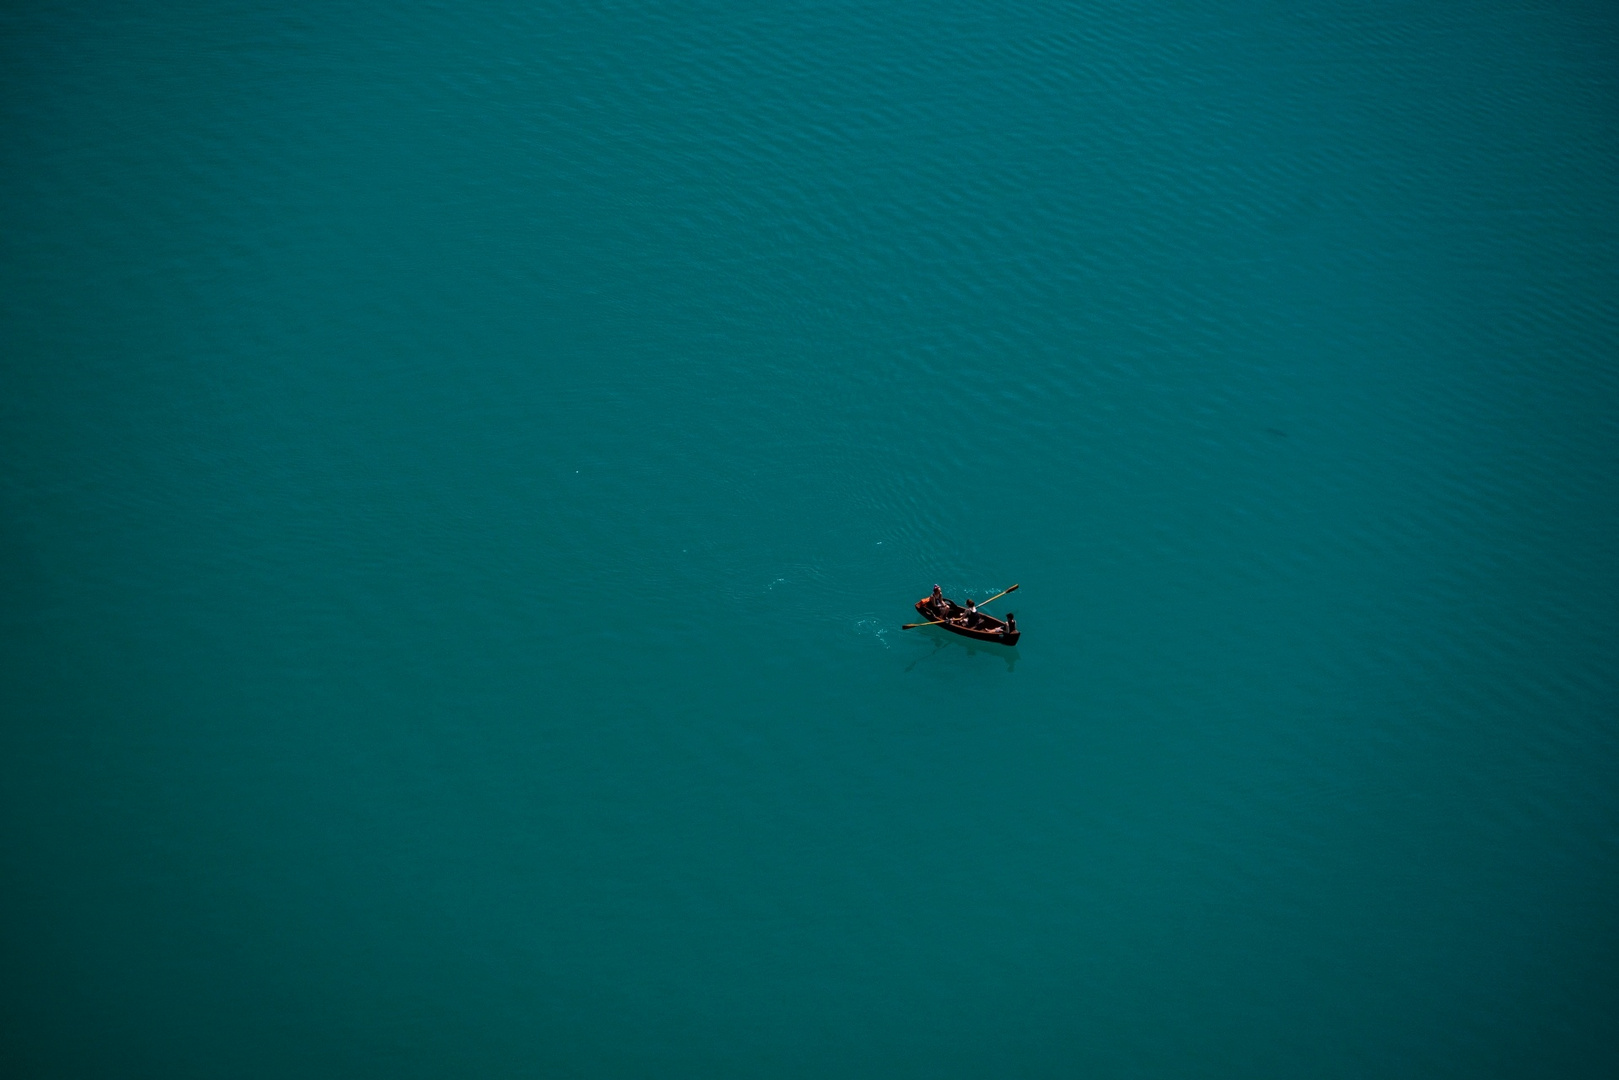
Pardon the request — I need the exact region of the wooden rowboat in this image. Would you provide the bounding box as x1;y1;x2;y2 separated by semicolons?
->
915;598;1020;646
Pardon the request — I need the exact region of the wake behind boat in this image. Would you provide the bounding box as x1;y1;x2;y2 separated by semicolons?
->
905;583;1020;646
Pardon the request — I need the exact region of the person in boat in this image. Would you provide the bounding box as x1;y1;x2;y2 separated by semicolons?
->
930;584;950;618
1003;612;1016;636
961;598;983;628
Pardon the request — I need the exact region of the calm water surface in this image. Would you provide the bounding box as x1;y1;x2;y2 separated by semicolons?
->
3;2;1617;1076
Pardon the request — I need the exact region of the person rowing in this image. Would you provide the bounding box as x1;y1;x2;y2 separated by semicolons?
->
961;598;983;628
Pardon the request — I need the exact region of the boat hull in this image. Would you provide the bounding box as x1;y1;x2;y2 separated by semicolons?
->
916;599;1019;646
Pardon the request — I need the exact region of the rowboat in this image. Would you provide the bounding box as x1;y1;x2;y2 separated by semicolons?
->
914;597;1020;646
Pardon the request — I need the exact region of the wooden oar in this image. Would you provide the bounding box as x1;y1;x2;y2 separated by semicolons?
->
905;584;1019;629
977;583;1019;608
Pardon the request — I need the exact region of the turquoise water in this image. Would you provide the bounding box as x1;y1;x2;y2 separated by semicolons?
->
3;2;1617;1075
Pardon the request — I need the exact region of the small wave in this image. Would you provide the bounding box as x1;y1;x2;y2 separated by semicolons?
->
852;616;892;649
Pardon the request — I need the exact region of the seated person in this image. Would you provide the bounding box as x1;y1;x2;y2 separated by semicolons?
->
962;598;982;628
930;584;951;618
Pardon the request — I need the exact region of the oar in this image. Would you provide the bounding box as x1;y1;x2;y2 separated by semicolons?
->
977;583;1019;608
904;584;1019;629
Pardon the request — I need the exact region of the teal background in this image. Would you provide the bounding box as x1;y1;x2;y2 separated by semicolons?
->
3;2;1616;1076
